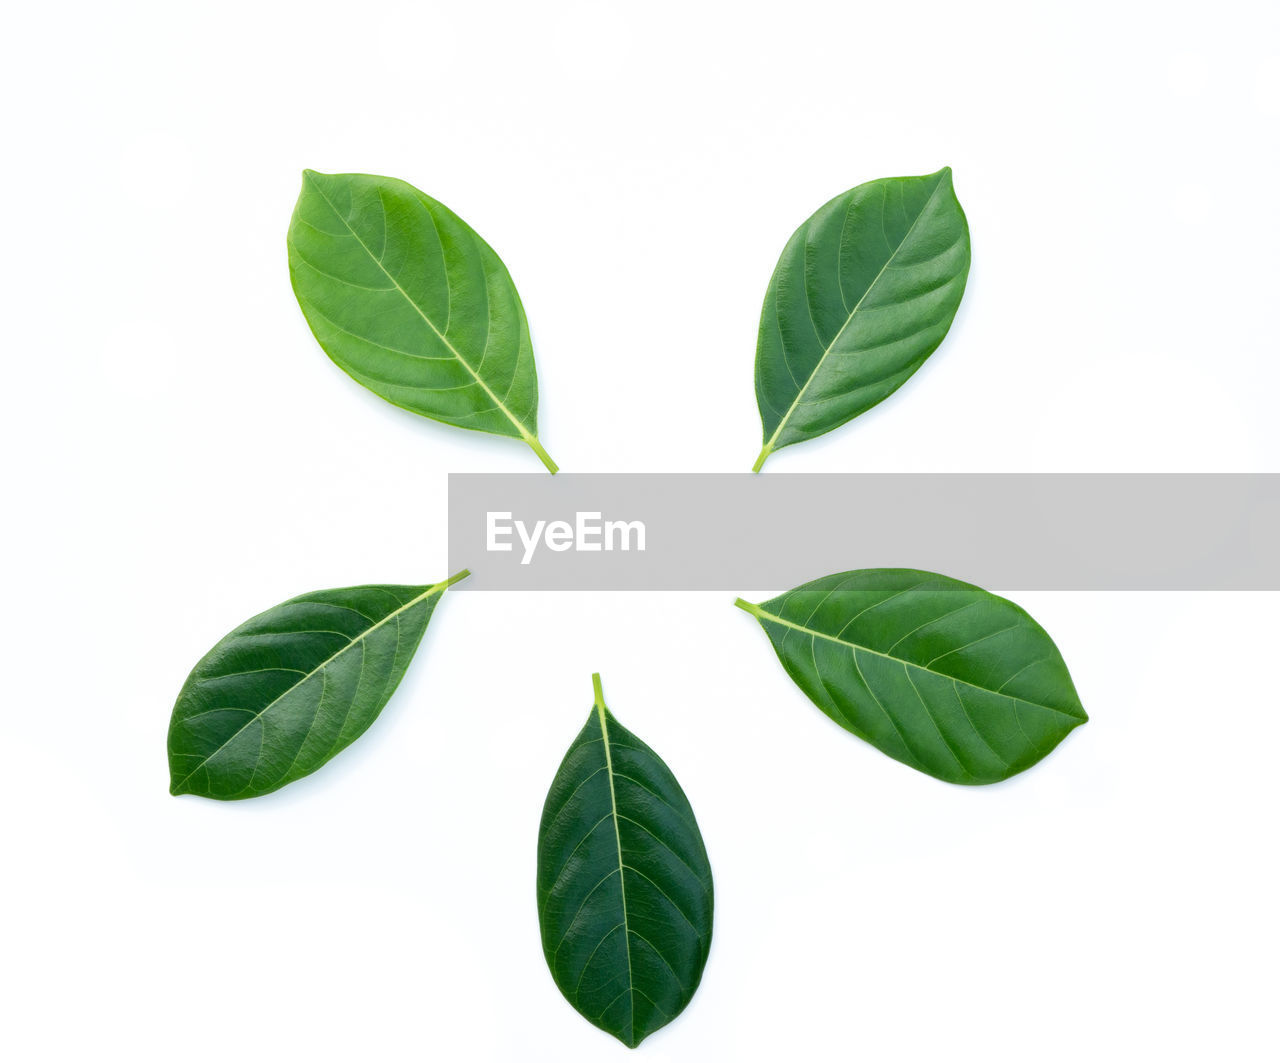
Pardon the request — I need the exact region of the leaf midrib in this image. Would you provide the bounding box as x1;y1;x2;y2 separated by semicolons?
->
761;173;948;455
747;603;1083;721
303;173;536;445
171;584;440;792
594;685;636;1046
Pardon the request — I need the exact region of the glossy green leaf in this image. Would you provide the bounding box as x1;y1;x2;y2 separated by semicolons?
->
287;170;557;472
736;569;1086;784
537;675;714;1048
753;168;971;471
167;571;468;800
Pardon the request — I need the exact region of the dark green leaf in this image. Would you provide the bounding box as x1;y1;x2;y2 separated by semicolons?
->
287;170;557;472
753;168;971;470
537;675;714;1048
167;571;468;799
736;569;1086;784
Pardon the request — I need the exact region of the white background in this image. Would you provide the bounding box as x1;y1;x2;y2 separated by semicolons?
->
4;1;1278;1059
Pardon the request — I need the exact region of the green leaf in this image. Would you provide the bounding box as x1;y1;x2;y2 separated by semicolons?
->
167;571;469;800
537;674;714;1048
287;170;557;473
736;569;1086;784
752;167;971;471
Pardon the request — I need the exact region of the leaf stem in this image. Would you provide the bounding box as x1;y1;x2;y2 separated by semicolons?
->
751;444;772;473
525;434;559;474
733;597;762;617
591;671;605;707
435;569;471;591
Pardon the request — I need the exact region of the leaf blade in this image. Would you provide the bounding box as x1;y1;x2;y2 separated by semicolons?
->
288;170;556;471
167;571;467;799
753;168;971;469
537;675;713;1048
738;569;1086;784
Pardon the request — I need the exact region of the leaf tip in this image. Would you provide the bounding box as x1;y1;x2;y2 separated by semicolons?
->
299;169;331;195
600;1021;643;1049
